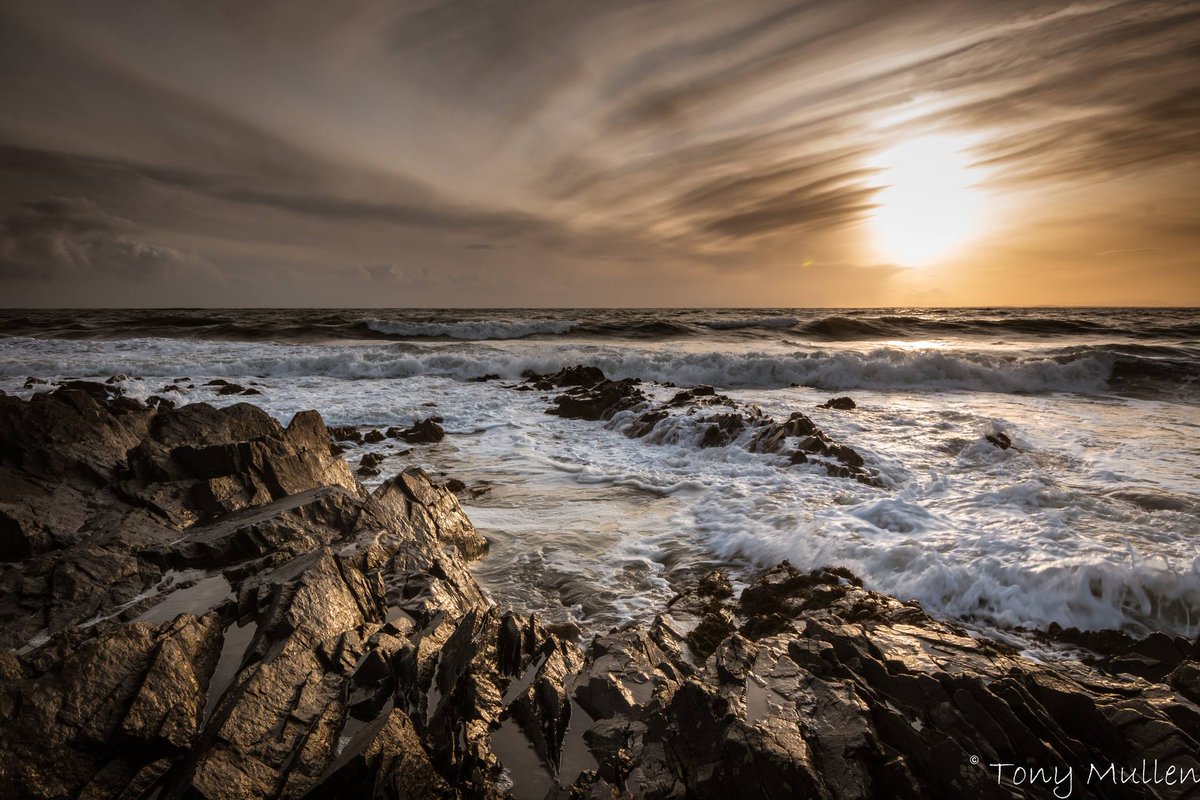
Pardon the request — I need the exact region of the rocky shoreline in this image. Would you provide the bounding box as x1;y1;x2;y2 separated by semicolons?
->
1;381;1199;799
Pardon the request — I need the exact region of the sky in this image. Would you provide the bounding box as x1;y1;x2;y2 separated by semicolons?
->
0;0;1197;307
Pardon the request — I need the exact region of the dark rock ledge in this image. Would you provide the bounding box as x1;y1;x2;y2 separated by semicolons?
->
517;367;879;486
1;385;1198;799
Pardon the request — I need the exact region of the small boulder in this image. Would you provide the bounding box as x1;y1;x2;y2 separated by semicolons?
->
390;418;444;444
357;452;386;476
330;426;363;444
986;431;1012;450
362;429;386;444
818;396;856;410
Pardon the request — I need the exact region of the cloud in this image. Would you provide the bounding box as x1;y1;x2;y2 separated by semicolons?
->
0;0;1196;304
0;196;209;280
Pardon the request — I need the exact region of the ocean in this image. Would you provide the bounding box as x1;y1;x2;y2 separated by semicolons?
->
2;308;1197;642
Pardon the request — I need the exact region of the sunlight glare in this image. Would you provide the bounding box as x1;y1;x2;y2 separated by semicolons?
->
868;135;985;266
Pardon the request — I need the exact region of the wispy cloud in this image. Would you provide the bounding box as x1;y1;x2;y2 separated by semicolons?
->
0;0;1196;304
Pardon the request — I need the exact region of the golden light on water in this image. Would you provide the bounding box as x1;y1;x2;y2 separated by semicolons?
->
868;135;986;266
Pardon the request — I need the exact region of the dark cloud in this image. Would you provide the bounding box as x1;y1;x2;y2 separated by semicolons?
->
0;0;1195;304
0;197;207;280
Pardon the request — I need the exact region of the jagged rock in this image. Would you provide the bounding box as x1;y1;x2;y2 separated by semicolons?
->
358;453;386;476
523;365;607;391
389;418;444;444
986;430;1012;449
0;387;156;486
563;565;1200;799
818;396;856;410
3;390;1198;800
329;426;362;444
515;370;881;486
665;385;736;410
362;429;386;444
547;378;647;421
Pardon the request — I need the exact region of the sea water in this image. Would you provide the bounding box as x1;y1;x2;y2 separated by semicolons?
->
1;308;1196;637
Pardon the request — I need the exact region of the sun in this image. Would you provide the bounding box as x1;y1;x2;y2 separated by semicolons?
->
868;135;985;266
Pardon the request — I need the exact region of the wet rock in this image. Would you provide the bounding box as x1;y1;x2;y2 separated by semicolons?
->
818;396;856;410
357;452;386;477
216;383;248;396
204;379;229;386
469;373;501;382
240;387;262;396
329;426;362;444
665;385;719;407
517;371;881;486
3;389;1198;800
523;365;607;391
561;565;1200;799
389;418;444;444
985;430;1012;449
24;377;48;387
547;379;647;421
362;429;386;444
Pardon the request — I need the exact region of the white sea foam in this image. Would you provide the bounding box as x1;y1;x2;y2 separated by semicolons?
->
1;327;1197;637
0;336;1118;394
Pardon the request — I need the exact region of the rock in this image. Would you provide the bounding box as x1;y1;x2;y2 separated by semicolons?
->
666;385;731;408
204;379;229;386
818;396;856;410
216;383;248;395
362;429;386;444
3;389;1198;800
24;377;48;387
357;452;386;476
509;370;881;486
985;430;1012;449
389;418;444;444
469;373;501;382
329;426;362;444
547;378;647;421
240;387;262;396
523;365;607;391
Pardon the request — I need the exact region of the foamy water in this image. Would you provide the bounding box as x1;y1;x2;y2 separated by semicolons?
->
1;308;1196;637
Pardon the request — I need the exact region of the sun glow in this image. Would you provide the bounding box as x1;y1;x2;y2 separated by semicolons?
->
868;135;986;266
